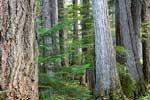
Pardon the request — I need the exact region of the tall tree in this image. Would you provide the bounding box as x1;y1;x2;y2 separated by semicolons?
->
72;0;82;65
58;0;69;66
42;0;60;73
42;0;53;72
143;0;150;82
50;0;61;67
0;0;38;99
131;0;143;61
92;0;123;99
115;0;146;98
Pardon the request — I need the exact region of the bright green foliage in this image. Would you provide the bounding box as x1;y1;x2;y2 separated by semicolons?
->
138;96;149;100
39;73;91;100
115;46;127;55
37;2;94;99
141;22;150;41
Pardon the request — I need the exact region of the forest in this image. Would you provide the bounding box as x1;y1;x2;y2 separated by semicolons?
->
0;0;150;100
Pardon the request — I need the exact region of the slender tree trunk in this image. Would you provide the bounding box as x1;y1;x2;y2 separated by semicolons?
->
86;68;95;94
51;0;61;67
42;0;60;72
115;0;125;65
131;0;143;61
143;0;150;82
92;0;124;99
58;0;69;66
42;0;53;73
72;0;82;65
0;0;38;99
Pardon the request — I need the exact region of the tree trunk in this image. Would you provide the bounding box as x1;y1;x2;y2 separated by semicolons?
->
58;0;69;66
131;0;143;61
42;0;53;73
143;0;150;82
115;0;126;65
0;0;38;99
92;0;124;99
72;0;82;65
42;0;60;72
51;0;61;67
116;0;146;98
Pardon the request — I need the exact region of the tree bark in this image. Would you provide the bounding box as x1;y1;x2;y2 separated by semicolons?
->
143;0;150;82
116;0;146;98
92;0;124;99
0;0;38;99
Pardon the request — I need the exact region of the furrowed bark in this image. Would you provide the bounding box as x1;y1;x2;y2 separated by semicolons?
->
116;0;146;98
92;0;124;99
0;0;38;99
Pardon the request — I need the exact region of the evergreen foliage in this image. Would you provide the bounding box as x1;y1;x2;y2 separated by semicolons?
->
37;2;94;100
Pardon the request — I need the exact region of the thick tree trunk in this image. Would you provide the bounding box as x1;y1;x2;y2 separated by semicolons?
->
0;0;38;99
143;0;150;82
116;0;146;98
92;0;123;99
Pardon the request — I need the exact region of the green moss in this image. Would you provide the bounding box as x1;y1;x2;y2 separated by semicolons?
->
117;63;136;98
93;90;126;100
138;96;149;100
0;91;6;100
109;89;127;100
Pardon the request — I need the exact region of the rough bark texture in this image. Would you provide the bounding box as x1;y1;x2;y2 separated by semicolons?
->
0;0;38;99
116;0;146;98
143;0;150;82
92;0;123;99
